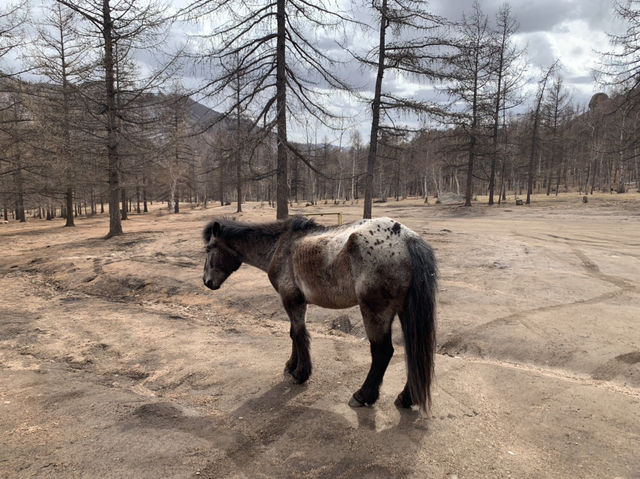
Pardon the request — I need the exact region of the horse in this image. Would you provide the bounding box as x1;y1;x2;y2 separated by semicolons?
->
202;216;438;411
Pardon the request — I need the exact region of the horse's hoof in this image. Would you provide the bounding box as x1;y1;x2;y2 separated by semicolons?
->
284;360;296;374
394;393;413;409
349;390;373;408
290;369;309;384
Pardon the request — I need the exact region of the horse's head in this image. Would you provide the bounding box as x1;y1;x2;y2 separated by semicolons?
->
202;221;242;290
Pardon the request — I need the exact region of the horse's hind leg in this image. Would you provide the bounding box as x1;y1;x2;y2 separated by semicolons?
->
282;296;311;384
349;307;395;408
394;310;414;408
394;383;413;408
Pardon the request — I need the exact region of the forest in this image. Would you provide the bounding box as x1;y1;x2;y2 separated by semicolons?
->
1;0;639;236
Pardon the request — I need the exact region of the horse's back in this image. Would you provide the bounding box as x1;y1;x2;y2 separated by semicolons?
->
291;222;360;308
292;218;416;309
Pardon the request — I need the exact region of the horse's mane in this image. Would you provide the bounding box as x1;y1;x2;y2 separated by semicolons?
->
203;216;323;243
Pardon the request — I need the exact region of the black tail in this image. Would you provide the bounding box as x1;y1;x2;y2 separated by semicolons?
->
400;236;438;412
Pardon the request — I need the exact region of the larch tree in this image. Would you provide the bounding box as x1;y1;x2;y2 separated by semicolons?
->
160;88;191;214
182;0;352;219
526;61;557;204
597;0;640;192
0;0;28;78
0;1;29;222
29;3;94;227
357;0;450;218
599;1;640;100
446;0;494;207
542;75;570;196
54;0;173;238
3;88;30;222
487;2;525;205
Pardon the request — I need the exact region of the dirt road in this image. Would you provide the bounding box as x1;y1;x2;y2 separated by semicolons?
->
1;194;639;478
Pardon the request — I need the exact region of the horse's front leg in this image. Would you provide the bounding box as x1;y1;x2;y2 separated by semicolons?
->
282;295;311;384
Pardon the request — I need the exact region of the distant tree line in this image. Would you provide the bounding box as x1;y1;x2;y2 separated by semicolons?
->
0;0;638;234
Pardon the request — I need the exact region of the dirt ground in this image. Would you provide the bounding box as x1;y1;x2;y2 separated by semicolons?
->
1;192;639;478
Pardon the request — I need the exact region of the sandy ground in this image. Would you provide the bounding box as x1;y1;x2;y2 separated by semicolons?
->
1;192;639;478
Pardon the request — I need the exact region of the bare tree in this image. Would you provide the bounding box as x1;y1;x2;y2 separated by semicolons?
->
55;0;172;237
2;89;29;222
0;0;28;78
598;0;640;99
446;0;494;207
29;4;95;226
163;92;186;213
487;2;525;205
526;61;558;204
597;0;640;192
542;75;570;196
183;0;352;219
0;2;29;222
356;0;450;218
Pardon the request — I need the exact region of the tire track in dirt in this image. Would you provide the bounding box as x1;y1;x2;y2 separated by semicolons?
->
438;286;635;358
570;247;635;289
439;237;639;365
547;233;640;250
442;274;635;346
443;355;640;400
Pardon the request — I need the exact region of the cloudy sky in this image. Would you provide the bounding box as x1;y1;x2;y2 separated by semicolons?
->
260;0;623;143
320;0;624;143
9;0;627;144
308;0;623;142
429;0;619;100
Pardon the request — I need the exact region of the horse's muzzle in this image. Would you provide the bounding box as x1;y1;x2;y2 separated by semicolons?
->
203;278;220;290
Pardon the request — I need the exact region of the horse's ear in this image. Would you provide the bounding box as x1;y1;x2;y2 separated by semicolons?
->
203;221;222;243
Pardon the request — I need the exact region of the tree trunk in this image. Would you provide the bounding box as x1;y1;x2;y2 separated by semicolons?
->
143;182;148;213
64;186;74;226
103;0;123;238
489;24;507;205
555;157;563;196
465;34;481;207
351;147;357;203
364;0;387;219
617;112;627;193
218;159;225;206
13;169;26;222
275;0;289;219
635;144;639;190
121;187;128;220
235;72;243;213
527;65;555;204
60;24;75;227
465;139;476;206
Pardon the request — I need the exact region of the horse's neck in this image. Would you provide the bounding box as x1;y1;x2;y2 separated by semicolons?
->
233;233;279;272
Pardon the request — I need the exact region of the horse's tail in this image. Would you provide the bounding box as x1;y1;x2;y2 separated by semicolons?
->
400;235;438;412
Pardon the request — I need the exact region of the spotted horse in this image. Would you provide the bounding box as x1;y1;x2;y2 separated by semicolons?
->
202;216;438;411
